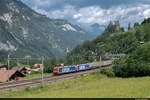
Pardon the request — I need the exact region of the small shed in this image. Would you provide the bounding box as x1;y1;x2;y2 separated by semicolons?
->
0;69;25;83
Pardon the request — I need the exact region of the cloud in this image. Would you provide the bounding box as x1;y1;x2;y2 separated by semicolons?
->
21;0;150;27
46;4;150;27
143;9;150;18
22;0;146;10
50;5;77;19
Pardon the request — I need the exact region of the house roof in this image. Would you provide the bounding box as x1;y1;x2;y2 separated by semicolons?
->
31;68;40;72
0;64;6;67
0;65;8;69
34;64;40;67
33;64;43;67
139;41;144;44
25;67;31;71
0;69;17;82
12;66;26;71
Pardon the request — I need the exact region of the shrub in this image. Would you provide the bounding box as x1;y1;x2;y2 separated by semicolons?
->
25;87;30;91
100;68;115;77
113;59;150;77
113;42;150;78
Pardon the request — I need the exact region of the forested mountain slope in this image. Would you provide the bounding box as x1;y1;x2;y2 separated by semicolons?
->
66;18;150;64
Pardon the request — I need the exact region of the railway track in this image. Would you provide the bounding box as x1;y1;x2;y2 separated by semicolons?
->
0;60;113;92
0;67;101;92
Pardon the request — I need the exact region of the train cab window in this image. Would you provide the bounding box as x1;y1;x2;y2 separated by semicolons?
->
53;68;57;71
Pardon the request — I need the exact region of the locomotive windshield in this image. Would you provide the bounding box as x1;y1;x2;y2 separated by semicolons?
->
53;68;57;71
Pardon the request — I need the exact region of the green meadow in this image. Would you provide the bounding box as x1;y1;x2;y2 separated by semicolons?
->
24;73;53;80
1;73;150;98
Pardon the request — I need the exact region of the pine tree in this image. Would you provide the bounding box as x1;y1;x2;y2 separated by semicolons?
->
128;22;131;30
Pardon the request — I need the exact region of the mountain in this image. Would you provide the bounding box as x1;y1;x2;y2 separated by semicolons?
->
66;18;150;64
0;0;93;58
78;23;106;36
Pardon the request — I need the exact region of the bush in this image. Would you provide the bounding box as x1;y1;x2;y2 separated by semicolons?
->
100;68;115;77
113;58;150;77
113;42;150;78
113;58;129;77
25;87;30;91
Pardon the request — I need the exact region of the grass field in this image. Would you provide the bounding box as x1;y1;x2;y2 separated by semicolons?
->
24;73;53;79
1;72;150;98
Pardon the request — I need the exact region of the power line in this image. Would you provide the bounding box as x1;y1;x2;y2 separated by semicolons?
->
41;57;44;87
7;55;10;82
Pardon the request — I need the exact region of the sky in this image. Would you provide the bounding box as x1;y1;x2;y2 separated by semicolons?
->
21;0;150;28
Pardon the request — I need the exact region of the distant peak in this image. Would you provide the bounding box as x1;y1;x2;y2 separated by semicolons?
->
91;23;100;27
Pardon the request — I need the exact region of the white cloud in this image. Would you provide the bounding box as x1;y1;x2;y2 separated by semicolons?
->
73;13;82;19
70;4;150;26
24;1;150;27
50;5;77;19
143;9;150;18
33;6;49;16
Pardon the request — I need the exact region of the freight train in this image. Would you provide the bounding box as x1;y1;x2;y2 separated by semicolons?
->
53;60;112;75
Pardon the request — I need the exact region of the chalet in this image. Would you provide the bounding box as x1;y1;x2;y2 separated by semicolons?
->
0;69;25;83
139;41;144;45
0;65;8;70
29;64;43;72
33;64;43;68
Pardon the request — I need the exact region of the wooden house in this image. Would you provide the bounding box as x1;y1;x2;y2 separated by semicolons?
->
0;69;25;83
0;65;8;70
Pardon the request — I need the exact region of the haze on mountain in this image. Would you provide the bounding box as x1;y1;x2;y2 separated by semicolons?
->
79;23;106;37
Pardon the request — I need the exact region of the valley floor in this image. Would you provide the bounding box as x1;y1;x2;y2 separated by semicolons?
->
1;73;150;98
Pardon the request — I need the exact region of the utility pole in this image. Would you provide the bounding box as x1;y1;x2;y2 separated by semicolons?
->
72;57;74;65
17;58;19;66
25;55;31;67
8;55;10;82
27;58;29;66
41;57;44;87
100;56;102;62
75;56;76;65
